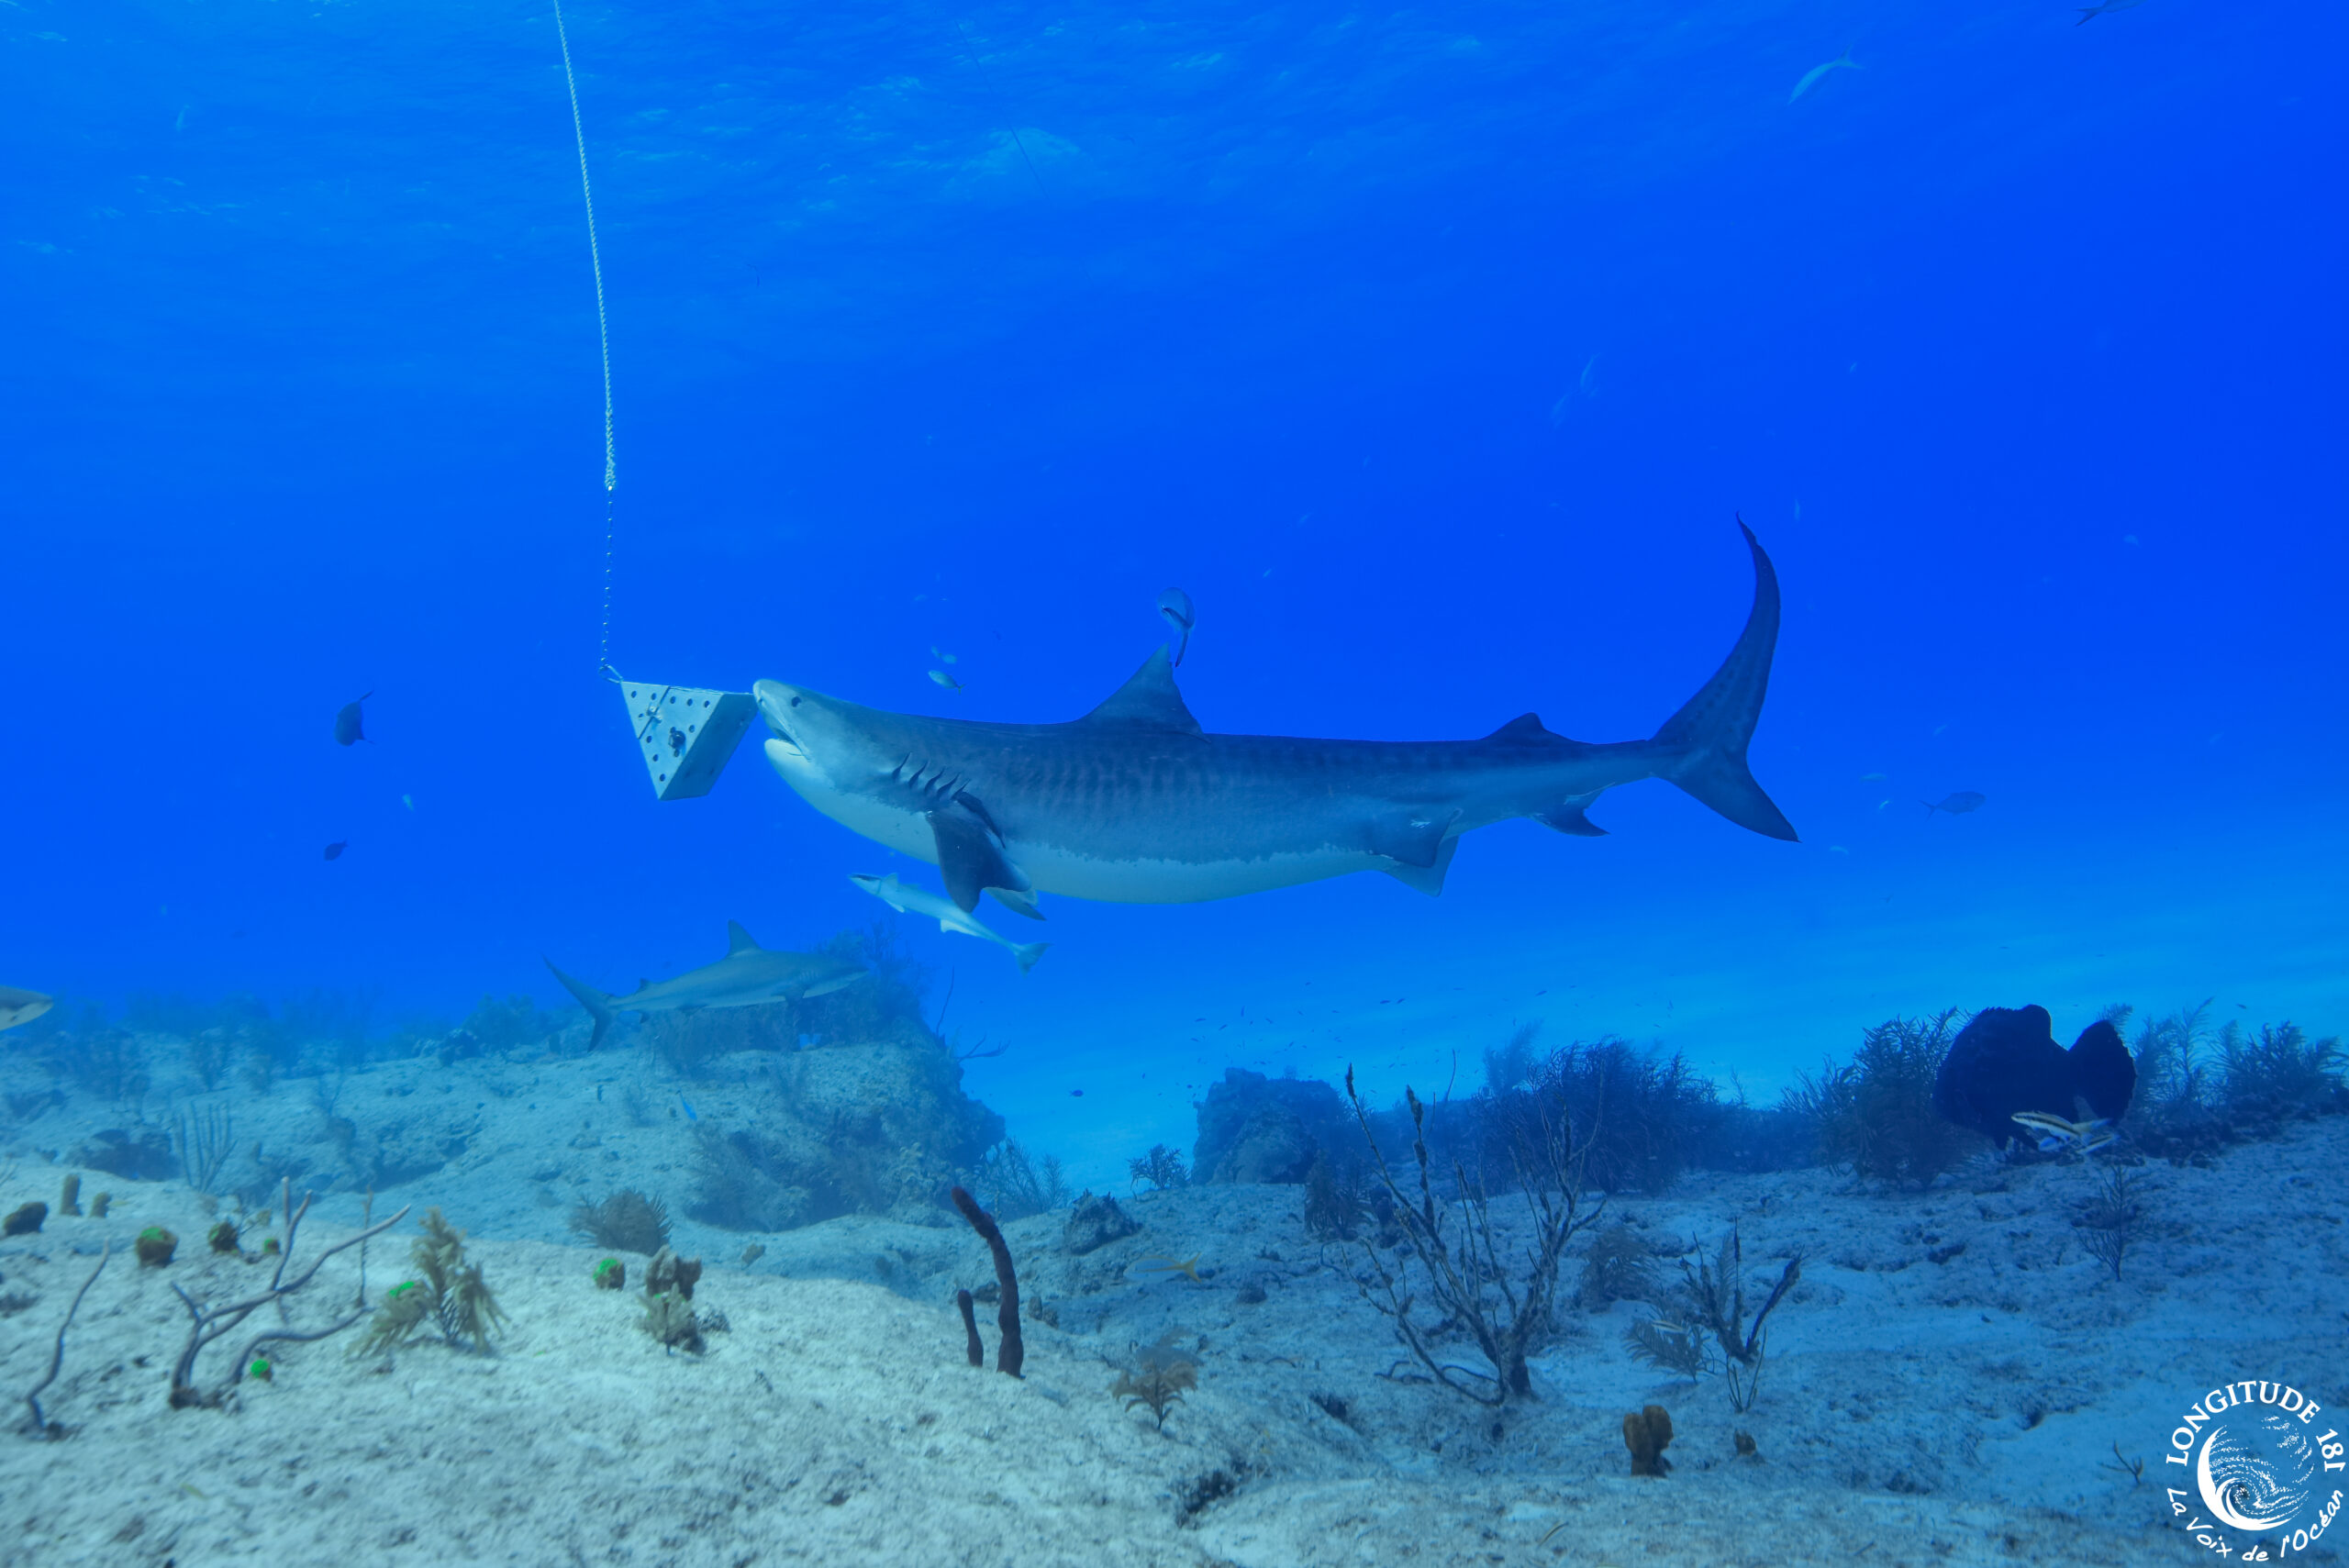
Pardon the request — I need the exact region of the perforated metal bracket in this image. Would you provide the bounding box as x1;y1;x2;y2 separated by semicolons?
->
618;676;757;801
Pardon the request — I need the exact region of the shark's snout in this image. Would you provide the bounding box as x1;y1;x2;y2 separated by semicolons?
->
753;679;806;740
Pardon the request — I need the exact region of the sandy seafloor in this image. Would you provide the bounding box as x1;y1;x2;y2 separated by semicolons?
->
4;1033;2342;1568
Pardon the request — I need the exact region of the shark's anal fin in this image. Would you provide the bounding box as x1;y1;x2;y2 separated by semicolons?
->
726;920;761;955
1366;808;1461;869
1535;805;1609;837
1079;649;1203;735
1381;834;1460;895
929;797;1038;917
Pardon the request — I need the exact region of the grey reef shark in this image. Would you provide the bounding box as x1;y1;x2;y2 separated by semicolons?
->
752;524;1797;917
546;923;868;1050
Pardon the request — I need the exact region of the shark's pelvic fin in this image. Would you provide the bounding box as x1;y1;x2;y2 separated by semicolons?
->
1080;649;1203;735
988;886;1045;920
544;958;617;1051
930;797;1038;916
1366;808;1461;869
726;920;762;955
1380;833;1460;896
1649;521;1798;842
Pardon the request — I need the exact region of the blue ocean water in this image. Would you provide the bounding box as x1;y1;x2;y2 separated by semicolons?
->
6;0;2343;1199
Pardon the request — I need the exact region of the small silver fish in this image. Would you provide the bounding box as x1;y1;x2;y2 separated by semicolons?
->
929;670;963;692
1789;52;1861;104
1157;588;1196;667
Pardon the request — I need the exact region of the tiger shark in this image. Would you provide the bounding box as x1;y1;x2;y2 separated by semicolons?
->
754;525;1796;915
545;924;868;1051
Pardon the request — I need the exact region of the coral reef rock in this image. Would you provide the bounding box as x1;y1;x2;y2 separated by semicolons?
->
1063;1191;1142;1254
1193;1068;1351;1184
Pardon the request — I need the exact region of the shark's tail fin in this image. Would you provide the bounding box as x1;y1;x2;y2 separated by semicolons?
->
1651;521;1798;842
1013;941;1050;976
544;958;618;1051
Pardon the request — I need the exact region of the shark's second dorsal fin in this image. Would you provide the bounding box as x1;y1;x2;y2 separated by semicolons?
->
726;920;761;955
1080;650;1202;735
1486;713;1563;744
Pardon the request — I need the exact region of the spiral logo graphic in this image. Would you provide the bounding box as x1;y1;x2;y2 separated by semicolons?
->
2161;1377;2345;1556
2197;1413;2317;1532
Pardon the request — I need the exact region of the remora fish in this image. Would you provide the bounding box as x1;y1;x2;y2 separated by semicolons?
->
850;873;1050;974
1788;52;1860;104
545;923;869;1051
0;984;55;1032
335;692;373;746
754;526;1796;911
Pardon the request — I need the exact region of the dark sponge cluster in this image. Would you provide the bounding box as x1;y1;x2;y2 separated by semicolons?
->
1932;1006;2136;1147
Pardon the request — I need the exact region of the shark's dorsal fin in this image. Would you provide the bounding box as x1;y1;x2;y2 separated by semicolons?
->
1486;713;1562;744
726;920;761;955
1080;650;1202;735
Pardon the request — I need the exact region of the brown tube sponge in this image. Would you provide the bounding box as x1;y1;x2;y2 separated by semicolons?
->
1623;1404;1674;1477
956;1288;984;1367
951;1186;1023;1378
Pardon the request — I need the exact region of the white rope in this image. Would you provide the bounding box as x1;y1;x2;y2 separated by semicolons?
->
551;0;618;673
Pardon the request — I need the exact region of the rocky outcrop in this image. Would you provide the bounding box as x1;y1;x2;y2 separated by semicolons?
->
1193;1068;1353;1184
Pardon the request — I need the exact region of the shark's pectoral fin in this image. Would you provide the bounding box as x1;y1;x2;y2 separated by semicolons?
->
1366;808;1461;869
928;798;1034;915
988;886;1046;921
1535;800;1609;837
1381;834;1460;896
725;920;762;955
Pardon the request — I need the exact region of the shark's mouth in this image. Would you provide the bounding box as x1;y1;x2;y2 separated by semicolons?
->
751;680;810;761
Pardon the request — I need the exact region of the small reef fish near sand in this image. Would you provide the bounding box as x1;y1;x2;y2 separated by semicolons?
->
849;873;1049;974
1924;791;1987;817
545;922;870;1050
1788;52;1861;104
0;984;54;1032
2009;1110;2118;1155
1132;1254;1202;1283
757;526;1796;914
334;691;372;746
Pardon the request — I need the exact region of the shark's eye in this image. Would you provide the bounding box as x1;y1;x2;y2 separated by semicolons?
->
790;696;802;708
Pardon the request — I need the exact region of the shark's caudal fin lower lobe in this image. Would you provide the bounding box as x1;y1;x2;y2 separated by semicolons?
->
544;958;617;1051
1013;941;1049;975
1650;522;1798;842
